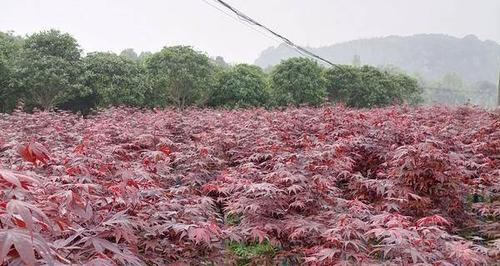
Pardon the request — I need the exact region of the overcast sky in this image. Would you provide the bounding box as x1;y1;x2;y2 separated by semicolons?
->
1;0;499;63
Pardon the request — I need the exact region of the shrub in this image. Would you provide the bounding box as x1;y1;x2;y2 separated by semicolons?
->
145;46;215;108
324;65;423;108
208;64;269;108
270;58;327;106
0;106;497;265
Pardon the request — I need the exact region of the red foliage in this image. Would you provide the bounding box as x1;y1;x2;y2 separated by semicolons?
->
0;106;498;265
17;141;50;165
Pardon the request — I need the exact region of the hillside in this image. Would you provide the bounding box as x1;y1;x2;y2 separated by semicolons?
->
255;34;500;84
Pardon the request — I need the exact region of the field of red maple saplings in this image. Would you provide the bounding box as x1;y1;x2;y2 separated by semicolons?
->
0;106;499;265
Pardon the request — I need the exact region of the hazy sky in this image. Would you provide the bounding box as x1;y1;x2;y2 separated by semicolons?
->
1;0;499;63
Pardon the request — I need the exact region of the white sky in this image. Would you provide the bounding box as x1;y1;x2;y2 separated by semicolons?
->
1;0;499;63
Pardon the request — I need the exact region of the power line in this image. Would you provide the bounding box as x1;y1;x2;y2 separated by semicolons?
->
207;0;345;71
200;0;280;44
201;0;320;63
203;0;322;62
200;0;283;46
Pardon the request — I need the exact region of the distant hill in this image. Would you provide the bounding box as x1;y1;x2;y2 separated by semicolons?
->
255;34;500;84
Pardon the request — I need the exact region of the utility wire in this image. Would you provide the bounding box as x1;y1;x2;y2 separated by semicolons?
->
201;0;283;46
207;0;345;71
201;0;321;62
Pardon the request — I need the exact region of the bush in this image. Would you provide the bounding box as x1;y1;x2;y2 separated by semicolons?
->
0;106;497;265
11;30;82;111
0;32;23;113
324;65;423;108
208;64;269;108
145;46;215;108
78;52;146;108
270;58;327;106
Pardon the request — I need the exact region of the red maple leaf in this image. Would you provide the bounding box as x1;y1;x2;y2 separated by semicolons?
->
158;144;171;155
17;141;50;165
188;227;211;245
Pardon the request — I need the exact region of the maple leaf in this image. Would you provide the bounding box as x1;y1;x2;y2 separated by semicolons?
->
0;169;40;190
17;141;50;165
446;241;488;265
401;247;428;264
74;143;85;154
288;219;323;239
415;215;451;227
286;184;304;195
188;227;211;245
6;199;52;232
248;227;267;243
313;248;340;262
158;144;171;155
0;229;53;266
85;258;117;266
199;147;209;156
246;182;282;196
87;237;142;266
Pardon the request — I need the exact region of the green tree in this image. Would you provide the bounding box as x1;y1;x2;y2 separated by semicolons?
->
440;72;465;90
120;48;138;61
392;72;423;105
423;73;468;106
11;30;82;111
23;30;80;61
208;64;269;108
468;81;497;107
138;51;152;62
352;54;361;67
324;65;422;108
0;31;23;112
270;58;327;106
213;56;229;69
145;46;215;108
74;52;146;109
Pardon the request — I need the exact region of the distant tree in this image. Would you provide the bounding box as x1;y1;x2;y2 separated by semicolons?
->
423;87;467;106
208;64;269;108
423;73;468;106
0;31;23;112
440;72;465;90
23;30;80;61
120;48;139;61
324;65;422;108
270;58;327;106
423;78;498;107
352;54;361;67
145;46;215;108
11;30;82;111
469;81;497;107
255;34;500;85
382;66;423;105
138;51;152;62
73;52;146;110
213;56;229;68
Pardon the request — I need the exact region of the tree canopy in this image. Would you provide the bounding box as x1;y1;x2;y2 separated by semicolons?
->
23;29;81;61
0;31;23;112
120;48;139;61
324;65;423;108
270;58;327;106
0;29;428;113
145;46;215;108
208;64;269;108
76;52;146;109
12;30;82;111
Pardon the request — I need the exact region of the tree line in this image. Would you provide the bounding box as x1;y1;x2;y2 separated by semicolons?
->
0;30;423;114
